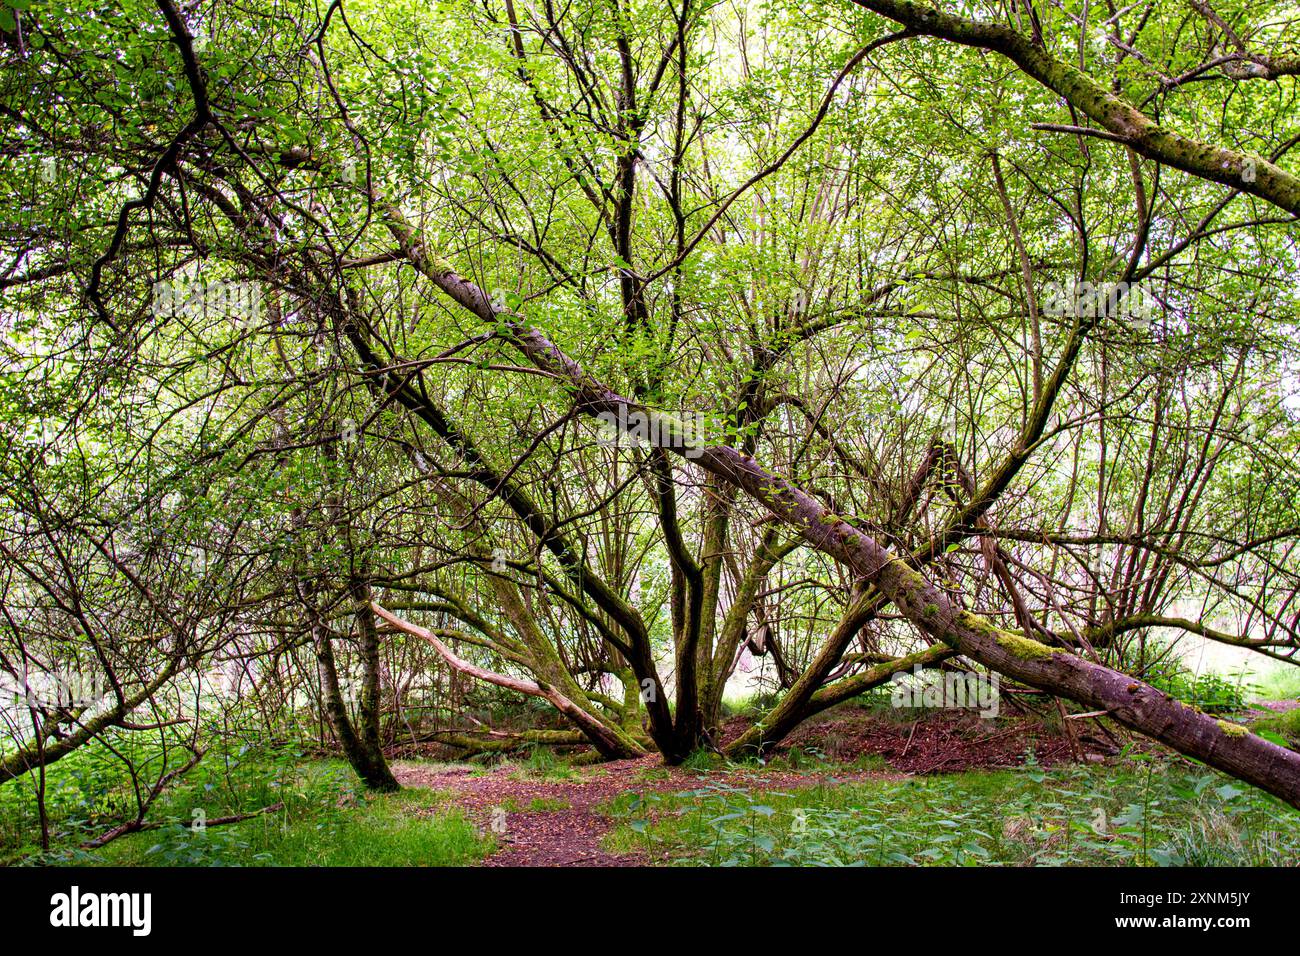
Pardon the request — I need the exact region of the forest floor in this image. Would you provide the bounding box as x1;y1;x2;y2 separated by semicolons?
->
395;755;881;865
395;705;1109;866
7;698;1297;866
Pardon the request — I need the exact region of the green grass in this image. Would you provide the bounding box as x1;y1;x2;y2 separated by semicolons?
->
12;714;1300;868
514;747;583;781
720;690;784;720
1250;662;1300;702
74;786;491;867
527;796;571;812
738;745;889;774
2;739;493;867
602;754;1300;866
1252;708;1300;747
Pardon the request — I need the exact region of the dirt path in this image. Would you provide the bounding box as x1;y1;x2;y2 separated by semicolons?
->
1247;699;1300;716
392;709;1110;866
394;756;895;866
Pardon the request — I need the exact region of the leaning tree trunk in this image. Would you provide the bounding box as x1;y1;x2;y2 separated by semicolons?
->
375;213;1300;808
372;604;647;759
675;415;1300;807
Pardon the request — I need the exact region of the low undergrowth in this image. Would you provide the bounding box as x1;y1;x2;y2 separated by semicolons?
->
1251;708;1300;748
2;740;492;867
74;785;490;867
603;751;1300;866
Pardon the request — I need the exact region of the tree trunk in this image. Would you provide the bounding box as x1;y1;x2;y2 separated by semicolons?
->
381;203;1300;808
313;605;399;793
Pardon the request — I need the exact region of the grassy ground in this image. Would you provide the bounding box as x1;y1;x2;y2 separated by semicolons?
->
1;743;493;867
77;785;491;867
1252;708;1300;747
602;754;1300;866
1251;663;1300;703
6;705;1300;867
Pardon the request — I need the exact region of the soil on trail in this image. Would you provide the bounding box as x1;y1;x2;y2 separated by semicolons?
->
394;755;887;866
1246;699;1300;716
393;707;1102;867
774;708;1102;773
394;755;660;866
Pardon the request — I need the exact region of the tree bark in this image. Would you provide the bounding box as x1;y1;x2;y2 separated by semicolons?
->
373;604;645;760
850;0;1300;214
312;603;399;792
378;213;1300;807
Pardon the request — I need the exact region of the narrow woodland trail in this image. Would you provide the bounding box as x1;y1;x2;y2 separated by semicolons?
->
391;709;1102;865
394;756;900;866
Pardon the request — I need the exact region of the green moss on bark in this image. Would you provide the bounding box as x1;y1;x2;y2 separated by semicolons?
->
994;631;1060;660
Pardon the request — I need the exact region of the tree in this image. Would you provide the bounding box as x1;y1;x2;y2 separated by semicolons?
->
2;0;1298;805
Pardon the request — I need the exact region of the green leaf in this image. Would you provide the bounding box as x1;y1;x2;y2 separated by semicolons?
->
1214;783;1246;802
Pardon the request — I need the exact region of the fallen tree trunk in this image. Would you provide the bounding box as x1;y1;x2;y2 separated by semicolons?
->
81;802;284;850
418;729;589;757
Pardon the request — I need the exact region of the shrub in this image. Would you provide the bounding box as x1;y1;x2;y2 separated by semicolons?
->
1127;642;1253;713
